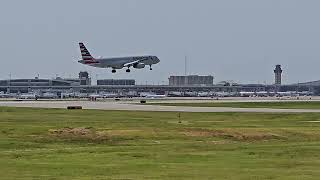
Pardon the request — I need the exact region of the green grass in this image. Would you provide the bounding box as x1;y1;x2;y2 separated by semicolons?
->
152;101;320;109
1;107;320;179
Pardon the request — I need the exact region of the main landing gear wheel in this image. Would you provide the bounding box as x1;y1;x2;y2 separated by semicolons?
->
126;69;131;73
149;65;153;70
112;69;116;73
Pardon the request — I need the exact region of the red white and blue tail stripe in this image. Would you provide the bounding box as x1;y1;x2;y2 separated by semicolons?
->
79;42;95;61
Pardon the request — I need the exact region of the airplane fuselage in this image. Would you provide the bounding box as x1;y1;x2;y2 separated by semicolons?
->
78;56;159;69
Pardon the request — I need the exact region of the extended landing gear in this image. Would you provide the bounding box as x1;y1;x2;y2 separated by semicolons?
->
149;65;153;70
126;69;131;73
112;69;116;73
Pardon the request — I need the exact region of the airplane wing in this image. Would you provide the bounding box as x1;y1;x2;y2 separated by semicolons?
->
123;57;148;67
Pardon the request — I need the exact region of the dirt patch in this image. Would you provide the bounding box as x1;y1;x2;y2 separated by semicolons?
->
182;128;283;141
48;127;109;142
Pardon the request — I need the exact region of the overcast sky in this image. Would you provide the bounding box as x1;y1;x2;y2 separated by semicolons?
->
0;0;320;84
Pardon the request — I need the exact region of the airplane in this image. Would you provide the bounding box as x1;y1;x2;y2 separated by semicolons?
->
77;43;160;73
0;93;16;98
17;93;38;100
145;94;166;98
239;91;256;97
140;92;166;98
40;92;58;99
102;93;118;98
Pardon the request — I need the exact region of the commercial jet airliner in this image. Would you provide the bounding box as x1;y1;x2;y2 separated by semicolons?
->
77;43;160;73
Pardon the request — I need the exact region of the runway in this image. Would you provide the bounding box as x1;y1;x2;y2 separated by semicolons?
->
1;100;320;113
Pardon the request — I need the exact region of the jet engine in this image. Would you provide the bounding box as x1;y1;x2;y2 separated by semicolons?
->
133;63;145;69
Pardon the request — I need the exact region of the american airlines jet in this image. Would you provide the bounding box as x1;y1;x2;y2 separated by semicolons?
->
77;43;160;73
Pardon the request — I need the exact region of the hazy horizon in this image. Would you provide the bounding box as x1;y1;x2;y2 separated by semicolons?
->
1;0;320;85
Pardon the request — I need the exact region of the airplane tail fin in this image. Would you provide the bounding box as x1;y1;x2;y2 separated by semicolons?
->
79;42;95;61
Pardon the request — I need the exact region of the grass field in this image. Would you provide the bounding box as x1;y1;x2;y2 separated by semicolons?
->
152;101;320;109
1;107;320;179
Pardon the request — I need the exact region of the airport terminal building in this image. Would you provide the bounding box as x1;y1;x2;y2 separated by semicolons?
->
0;78;82;93
0;78;80;87
0;72;91;93
97;79;135;86
0;71;317;96
169;75;214;86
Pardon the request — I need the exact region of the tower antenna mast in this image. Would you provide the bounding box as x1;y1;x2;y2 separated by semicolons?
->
184;56;187;76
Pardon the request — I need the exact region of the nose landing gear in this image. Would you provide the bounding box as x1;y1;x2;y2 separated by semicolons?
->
112;69;116;73
126;69;131;73
149;65;153;70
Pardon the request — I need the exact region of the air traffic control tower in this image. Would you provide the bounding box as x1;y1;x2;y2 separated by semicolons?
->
274;65;283;85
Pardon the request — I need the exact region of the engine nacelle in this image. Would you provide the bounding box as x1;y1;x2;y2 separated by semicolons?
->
133;63;145;69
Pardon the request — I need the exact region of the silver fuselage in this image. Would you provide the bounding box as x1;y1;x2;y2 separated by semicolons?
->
78;56;160;69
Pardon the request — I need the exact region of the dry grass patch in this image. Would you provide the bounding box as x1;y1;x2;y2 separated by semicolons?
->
48;127;109;142
48;128;146;143
182;128;283;141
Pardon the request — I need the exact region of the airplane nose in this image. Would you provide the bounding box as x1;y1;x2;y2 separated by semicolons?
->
155;57;160;63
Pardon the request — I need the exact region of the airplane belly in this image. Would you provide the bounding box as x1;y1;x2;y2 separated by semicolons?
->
90;63;106;68
99;59;125;69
